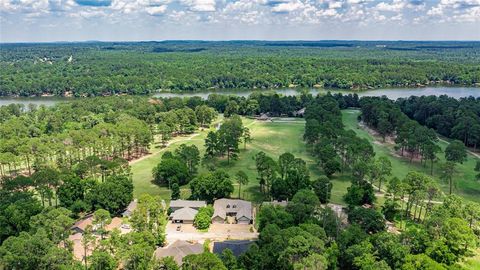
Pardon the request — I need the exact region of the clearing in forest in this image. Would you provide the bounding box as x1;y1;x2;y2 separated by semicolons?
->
131;117;351;204
342;109;480;203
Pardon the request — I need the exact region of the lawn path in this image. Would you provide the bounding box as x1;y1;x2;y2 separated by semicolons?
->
438;137;480;159
343;109;480;203
129;133;200;165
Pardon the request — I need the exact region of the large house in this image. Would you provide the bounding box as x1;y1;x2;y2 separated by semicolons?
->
169;200;206;212
170;207;198;224
212;199;253;224
169;200;207;224
154;240;203;265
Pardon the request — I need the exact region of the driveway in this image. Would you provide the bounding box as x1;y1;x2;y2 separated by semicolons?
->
165;222;258;243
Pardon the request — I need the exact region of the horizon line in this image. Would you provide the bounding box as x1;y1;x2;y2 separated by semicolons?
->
1;39;480;44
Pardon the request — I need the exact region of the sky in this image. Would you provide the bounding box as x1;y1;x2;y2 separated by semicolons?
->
0;0;479;42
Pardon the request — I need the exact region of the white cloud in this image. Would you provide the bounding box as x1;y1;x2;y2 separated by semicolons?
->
346;0;369;4
0;0;49;14
271;1;305;13
427;0;480;22
71;9;108;18
328;1;342;9
375;0;405;12
1;0;479;40
109;0;170;16
180;0;216;12
146;4;166;15
316;8;338;16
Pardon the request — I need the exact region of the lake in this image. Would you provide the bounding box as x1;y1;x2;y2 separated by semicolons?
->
0;97;72;108
152;87;480;100
1;87;479;107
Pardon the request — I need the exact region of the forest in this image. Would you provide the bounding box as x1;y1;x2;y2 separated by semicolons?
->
1;41;479;97
397;96;480;149
1;92;480;269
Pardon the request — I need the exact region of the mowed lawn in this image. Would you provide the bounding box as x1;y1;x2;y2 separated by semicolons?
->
131;117;351;205
130;115;225;198
342;109;480;203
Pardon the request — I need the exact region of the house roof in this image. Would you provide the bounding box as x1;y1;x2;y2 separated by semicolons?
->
257;113;270;120
169;200;206;209
262;200;288;207
296;108;306;114
154;240;203;265
170;207;198;221
212;199;252;220
122;200;138;216
106;217;123;232
72;215;93;232
213;240;254;257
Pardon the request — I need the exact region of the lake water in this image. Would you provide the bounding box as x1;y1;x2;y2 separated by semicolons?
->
1;87;479;107
0;97;72;108
152;87;480;100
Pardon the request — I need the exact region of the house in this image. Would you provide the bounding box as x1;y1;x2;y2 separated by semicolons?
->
122;199;138;218
170;207;198;224
105;217;123;232
71;215;93;234
154;240;203;265
293;108;306;117
169;200;206;212
255;113;271;121
213;240;254;257
212;199;253;224
68;233;92;261
262;200;288;207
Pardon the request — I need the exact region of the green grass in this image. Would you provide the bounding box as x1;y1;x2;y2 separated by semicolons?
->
458;249;480;269
342;109;480;203
132;110;480;206
130;123;216;199
131;117;351;205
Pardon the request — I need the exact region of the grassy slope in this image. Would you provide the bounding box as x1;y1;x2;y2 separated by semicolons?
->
342;109;480;203
458;249;480;269
131;117;351;205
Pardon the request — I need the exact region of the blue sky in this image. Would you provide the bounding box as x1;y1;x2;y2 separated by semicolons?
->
1;0;479;42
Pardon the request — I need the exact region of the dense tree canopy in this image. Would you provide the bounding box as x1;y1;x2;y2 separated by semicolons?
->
1;41;479;97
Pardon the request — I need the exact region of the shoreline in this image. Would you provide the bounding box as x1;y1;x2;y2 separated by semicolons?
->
1;84;479;99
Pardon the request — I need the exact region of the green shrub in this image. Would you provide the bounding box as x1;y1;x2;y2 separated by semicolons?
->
194;206;214;230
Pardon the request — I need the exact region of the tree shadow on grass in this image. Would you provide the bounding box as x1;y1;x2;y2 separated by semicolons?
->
243;185;266;204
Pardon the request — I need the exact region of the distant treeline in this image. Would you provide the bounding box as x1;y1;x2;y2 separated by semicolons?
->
1;41;479;97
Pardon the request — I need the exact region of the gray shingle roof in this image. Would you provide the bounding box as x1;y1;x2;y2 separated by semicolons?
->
212;199;252;220
154;240;203;265
122;199;137;217
169;200;206;209
262;200;288;207
170;207;198;221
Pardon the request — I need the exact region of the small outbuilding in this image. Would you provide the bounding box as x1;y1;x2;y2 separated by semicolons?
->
262;200;288;207
293;108;306;117
255;113;271;121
